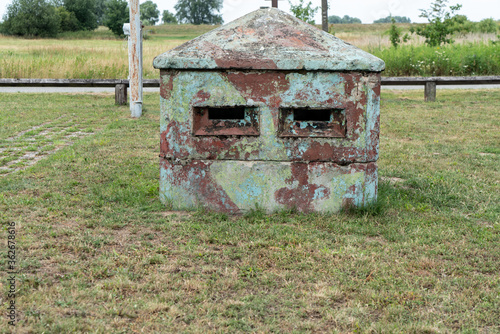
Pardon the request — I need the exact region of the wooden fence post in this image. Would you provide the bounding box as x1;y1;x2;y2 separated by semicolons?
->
425;81;437;102
115;84;127;105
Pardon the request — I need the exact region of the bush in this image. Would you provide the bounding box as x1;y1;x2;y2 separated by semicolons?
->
388;17;409;48
1;0;60;37
373;43;500;76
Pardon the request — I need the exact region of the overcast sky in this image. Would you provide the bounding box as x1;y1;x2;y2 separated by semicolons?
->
0;0;499;24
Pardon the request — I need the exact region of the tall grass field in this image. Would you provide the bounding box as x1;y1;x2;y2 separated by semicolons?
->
0;23;499;79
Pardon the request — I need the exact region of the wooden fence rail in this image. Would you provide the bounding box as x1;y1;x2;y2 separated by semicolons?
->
1;76;499;103
381;76;500;101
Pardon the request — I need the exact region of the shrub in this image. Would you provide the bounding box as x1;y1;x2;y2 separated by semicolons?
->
373;43;500;76
388;17;410;48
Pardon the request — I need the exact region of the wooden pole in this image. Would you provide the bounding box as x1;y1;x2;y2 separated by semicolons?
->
322;0;328;32
115;84;127;105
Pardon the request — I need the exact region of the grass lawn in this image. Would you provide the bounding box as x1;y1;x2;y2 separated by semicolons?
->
0;89;499;333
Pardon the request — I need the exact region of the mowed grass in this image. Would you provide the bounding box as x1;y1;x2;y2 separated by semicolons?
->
1;23;499;79
0;89;498;333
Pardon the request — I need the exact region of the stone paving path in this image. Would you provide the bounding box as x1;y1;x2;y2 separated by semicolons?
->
0;116;94;176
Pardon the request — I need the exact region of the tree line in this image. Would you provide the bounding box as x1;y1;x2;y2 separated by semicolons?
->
1;0;498;40
0;0;223;37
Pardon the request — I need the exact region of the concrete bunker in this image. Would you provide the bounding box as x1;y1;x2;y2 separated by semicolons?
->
153;7;385;213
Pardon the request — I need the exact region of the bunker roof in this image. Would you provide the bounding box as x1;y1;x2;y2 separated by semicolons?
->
153;8;385;72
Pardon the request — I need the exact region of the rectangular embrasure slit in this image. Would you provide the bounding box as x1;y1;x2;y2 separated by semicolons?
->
279;107;346;138
192;106;260;136
293;108;332;122
208;107;245;120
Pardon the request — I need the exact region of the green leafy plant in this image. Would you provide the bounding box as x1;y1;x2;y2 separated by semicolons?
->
410;0;463;47
388;17;410;48
289;0;318;25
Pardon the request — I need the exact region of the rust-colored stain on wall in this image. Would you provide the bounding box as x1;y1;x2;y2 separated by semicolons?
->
154;8;385;213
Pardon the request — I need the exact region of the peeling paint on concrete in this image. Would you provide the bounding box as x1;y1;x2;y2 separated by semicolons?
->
159;70;380;163
155;7;384;213
160;160;377;213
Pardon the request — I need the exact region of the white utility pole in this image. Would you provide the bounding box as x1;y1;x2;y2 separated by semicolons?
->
128;0;143;118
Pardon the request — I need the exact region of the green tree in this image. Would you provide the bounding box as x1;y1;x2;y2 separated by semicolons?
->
410;0;462;47
328;15;361;24
328;15;341;24
95;0;107;25
1;0;60;37
449;14;474;33
289;0;318;25
140;0;159;26
162;10;178;24
103;0;128;37
477;18;498;33
64;0;98;30
374;15;411;24
174;0;223;25
56;6;79;32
